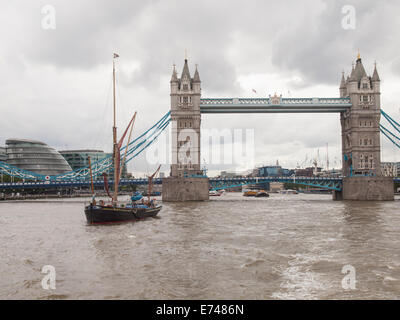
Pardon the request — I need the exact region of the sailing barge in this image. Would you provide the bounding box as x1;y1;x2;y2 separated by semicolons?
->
84;53;162;224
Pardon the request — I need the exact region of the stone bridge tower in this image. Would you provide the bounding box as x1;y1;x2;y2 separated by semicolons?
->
162;59;209;201
336;54;393;200
169;59;202;177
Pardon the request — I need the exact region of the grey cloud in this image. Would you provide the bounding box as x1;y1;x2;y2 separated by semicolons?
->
270;0;400;86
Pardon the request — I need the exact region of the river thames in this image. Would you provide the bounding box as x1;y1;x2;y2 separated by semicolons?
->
0;193;399;299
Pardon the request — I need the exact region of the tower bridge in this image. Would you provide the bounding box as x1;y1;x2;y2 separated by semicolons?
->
162;55;395;201
0;54;398;201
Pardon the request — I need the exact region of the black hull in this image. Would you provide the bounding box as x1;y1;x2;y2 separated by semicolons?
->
84;205;162;224
255;193;269;197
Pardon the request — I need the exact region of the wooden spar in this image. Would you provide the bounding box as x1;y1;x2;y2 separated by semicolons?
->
112;56;118;204
119;112;137;182
147;164;161;204
88;156;95;196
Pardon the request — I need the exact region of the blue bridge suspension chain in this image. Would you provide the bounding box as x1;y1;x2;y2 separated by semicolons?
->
380;109;400;149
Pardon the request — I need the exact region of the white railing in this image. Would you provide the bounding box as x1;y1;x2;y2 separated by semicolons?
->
201;97;351;106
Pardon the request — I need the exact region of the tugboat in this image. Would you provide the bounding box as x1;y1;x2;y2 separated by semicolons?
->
243;190;258;197
84;54;162;224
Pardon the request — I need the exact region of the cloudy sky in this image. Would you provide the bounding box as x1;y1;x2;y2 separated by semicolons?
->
1;0;400;177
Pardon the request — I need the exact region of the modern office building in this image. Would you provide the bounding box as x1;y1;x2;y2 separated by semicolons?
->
220;171;240;178
59;149;128;178
59;150;108;170
0;147;6;162
258;165;294;177
381;162;399;177
295;166;322;177
5;139;72;175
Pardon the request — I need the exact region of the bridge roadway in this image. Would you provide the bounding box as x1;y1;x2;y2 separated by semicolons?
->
2;176;398;191
200;97;352;113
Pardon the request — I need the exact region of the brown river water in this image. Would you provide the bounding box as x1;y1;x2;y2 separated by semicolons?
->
0;193;399;299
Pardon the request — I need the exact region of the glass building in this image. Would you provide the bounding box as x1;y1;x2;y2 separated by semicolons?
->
5;139;72;175
59;149;128;179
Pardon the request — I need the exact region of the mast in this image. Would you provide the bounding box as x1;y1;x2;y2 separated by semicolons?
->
112;53;119;204
326;142;329;171
88;156;95;196
147;165;161;205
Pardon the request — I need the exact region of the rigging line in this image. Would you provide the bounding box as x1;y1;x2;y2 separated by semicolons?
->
380;124;400;141
380;128;400;149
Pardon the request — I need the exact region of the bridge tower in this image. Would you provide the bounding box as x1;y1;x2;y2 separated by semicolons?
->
162;59;209;201
335;54;393;200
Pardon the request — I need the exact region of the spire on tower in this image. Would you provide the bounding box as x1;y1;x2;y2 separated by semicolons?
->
372;61;380;82
193;64;201;83
170;63;178;83
349;63;356;81
353;54;367;81
340;71;346;89
181;58;191;79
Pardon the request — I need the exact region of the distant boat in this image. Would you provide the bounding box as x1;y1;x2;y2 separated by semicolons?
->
243;189;269;197
131;191;143;201
279;189;298;195
84;54;162;224
142;191;161;197
209;190;223;196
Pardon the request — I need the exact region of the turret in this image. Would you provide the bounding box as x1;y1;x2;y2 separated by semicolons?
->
193;65;201;93
170;64;179;94
339;71;347;97
180;59;191;90
371;62;380;92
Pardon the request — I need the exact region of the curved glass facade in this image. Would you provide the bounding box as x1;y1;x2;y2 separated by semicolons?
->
6;139;72;175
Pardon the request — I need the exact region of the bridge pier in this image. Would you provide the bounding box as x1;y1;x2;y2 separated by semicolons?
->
333;177;394;201
162;177;209;202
